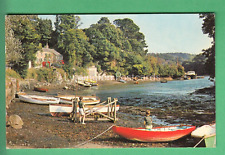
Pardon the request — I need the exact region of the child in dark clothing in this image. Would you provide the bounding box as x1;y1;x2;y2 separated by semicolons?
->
144;110;152;129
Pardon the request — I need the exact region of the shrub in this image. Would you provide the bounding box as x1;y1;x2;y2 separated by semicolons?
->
6;69;21;79
26;68;37;79
56;68;66;79
36;68;54;82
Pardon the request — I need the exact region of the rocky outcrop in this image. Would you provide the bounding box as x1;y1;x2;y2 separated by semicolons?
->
7;114;23;129
5;78;18;108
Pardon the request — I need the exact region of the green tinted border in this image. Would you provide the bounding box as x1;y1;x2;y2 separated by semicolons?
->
1;0;224;155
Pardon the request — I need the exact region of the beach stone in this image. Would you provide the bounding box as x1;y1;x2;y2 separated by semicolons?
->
8;115;23;129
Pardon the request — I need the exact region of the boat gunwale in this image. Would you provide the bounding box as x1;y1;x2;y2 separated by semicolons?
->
114;125;195;133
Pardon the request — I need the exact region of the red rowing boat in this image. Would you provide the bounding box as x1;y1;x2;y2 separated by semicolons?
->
112;125;196;142
34;86;48;92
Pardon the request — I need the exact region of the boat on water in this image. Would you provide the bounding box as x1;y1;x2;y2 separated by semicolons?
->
18;94;60;105
112;125;196;142
49;104;120;117
191;123;216;148
160;79;167;83
55;95;100;105
34;86;48;92
84;80;98;86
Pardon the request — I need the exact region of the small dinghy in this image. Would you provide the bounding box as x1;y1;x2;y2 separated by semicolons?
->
112;125;196;142
49;104;120;117
55;95;100;105
191;123;216;147
18;94;60;105
34;86;48;92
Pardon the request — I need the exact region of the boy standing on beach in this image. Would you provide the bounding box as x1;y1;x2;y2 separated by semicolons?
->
144;110;152;129
78;97;85;124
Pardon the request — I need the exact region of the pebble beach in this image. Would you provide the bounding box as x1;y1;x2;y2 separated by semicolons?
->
6;81;215;148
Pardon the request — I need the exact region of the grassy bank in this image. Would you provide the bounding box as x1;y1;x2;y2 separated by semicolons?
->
6;68;67;83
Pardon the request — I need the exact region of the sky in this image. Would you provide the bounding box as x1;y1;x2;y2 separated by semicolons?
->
39;14;213;54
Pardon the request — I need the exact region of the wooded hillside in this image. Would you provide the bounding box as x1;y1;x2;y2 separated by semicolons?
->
6;14;214;79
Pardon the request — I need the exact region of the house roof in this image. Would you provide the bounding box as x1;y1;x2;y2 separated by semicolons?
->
41;48;62;56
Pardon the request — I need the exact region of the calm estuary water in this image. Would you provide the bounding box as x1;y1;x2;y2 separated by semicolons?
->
81;76;214;107
78;76;215;126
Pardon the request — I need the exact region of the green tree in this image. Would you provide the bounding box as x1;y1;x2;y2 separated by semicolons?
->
97;17;110;24
8;15;41;78
176;64;185;77
37;18;52;46
5;16;23;67
84;17;149;76
182;54;207;75
84;20;123;74
56;15;81;33
113;18;148;55
200;13;215;78
168;65;178;78
54;15;95;76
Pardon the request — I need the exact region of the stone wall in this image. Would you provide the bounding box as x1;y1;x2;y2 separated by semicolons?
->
5;78;18;108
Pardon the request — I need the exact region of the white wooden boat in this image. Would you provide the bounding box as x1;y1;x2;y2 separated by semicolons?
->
18;94;60;105
84;80;98;86
77;81;91;87
49;104;120;117
55;95;100;105
191;123;216;147
119;79;126;83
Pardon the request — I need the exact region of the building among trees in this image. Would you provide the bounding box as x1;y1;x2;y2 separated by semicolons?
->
35;44;63;68
87;66;98;77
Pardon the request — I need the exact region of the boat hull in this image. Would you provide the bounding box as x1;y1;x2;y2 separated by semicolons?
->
19;95;60;105
112;125;196;142
191;124;215;138
77;81;91;87
49;104;120;116
191;123;216;147
55;95;100;105
34;87;48;92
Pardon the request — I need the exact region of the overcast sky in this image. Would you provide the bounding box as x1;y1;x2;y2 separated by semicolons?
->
39;14;213;54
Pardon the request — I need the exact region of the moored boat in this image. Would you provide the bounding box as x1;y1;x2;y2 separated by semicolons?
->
18;94;60;105
112;125;196;142
84;80;98;86
76;81;92;87
34;86;48;92
55;95;100;105
49;104;120;117
160;79;167;83
191;123;216;147
15;92;27;98
119;79;126;83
